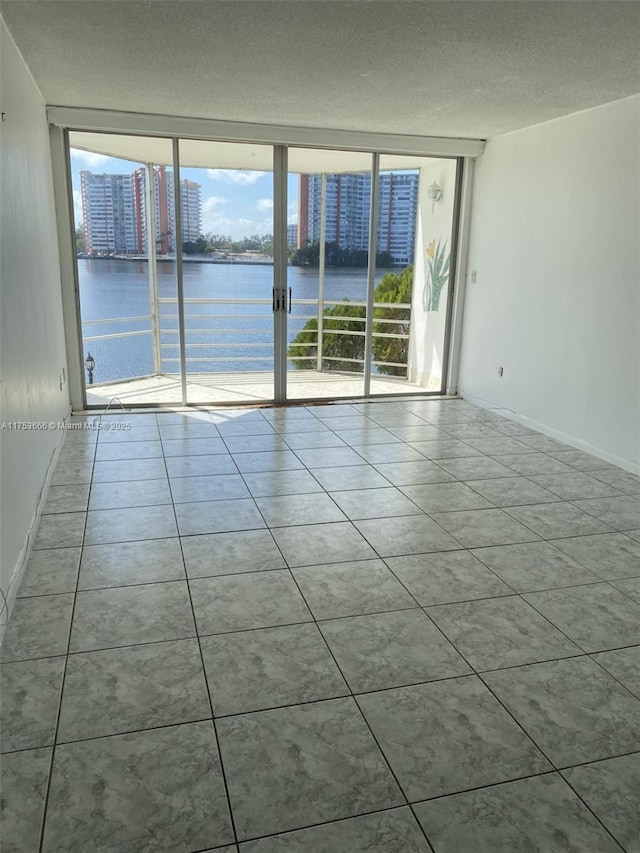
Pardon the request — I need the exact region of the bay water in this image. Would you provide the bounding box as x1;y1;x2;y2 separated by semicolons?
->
79;259;390;383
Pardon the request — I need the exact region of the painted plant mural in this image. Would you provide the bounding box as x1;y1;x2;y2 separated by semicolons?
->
423;239;451;312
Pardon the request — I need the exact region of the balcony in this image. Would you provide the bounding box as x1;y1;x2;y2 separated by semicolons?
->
82;292;436;407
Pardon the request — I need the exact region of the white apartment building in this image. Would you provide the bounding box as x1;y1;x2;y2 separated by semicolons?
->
377;173;420;266
301;172;419;264
82;167;202;255
133;166;176;254
180;179;203;243
80;171;137;254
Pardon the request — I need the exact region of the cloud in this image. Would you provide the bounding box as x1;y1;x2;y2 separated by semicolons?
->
201;197;233;232
207;169;266;186
202;196;228;212
201;208;269;238
70;148;111;168
256;198;273;212
200;196;273;239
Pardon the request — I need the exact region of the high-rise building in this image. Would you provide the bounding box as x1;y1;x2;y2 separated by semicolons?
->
180;179;202;243
298;172;419;265
377;173;420;266
300;173;371;252
82;167;202;255
132;166;175;254
287;223;298;247
80;171;137;254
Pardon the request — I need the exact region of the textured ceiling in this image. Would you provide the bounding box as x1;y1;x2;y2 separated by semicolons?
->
2;1;639;139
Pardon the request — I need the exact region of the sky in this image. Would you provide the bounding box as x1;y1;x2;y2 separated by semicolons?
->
70;148;299;239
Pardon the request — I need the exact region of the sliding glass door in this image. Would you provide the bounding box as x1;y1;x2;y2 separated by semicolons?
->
177;140;276;405
378;153;459;393
285;149;460;400
286;148;375;400
69;133;183;406
69;131;460;407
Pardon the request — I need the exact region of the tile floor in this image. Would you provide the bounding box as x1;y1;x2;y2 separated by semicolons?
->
1;398;640;852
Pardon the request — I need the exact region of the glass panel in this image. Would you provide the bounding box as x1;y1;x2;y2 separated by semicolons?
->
69;133;181;405
178;139;275;404
375;154;458;395
286;149;373;400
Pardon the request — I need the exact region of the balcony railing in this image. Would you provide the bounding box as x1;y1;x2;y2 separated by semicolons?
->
81;296;411;382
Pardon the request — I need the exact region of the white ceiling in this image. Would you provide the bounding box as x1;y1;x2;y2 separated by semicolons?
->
3;0;639;140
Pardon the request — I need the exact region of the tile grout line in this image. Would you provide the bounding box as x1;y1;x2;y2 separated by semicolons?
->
36;421;99;853
375;537;640;850
163;418;241;852
278;526;437;850
556;772;630;852
6;613;640;668
206;423;437;844
474;667;633;853
7;402;638;851
586;652;640;702
225;802;430;848
249;415;627;843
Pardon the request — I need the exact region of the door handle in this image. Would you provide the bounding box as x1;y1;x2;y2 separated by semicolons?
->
288;287;292;314
272;287;279;312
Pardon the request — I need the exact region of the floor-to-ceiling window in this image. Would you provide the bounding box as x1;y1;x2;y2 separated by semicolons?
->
68;132;461;408
377;154;460;394
177;139;276;405
286;148;375;401
70;133;182;406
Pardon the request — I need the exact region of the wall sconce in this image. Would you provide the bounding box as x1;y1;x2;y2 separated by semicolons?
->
427;181;443;212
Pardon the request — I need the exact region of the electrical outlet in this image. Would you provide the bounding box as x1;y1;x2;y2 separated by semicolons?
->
498;366;504;377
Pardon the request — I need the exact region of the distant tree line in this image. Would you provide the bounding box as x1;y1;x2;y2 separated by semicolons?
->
182;233;274;255
289;241;395;269
181;236;397;268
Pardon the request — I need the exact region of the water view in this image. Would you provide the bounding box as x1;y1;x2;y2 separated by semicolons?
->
79;259;393;383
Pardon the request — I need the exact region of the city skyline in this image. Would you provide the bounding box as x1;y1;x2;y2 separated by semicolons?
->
73;150;419;264
70;149;288;241
80;166;202;255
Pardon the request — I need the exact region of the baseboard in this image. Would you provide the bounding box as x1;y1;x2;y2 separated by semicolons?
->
459;390;639;476
0;412;70;644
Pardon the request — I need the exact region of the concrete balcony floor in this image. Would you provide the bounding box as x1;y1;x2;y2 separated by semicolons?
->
86;369;438;407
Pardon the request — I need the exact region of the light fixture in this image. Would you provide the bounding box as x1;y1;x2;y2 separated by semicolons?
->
427;181;443;212
85;353;95;385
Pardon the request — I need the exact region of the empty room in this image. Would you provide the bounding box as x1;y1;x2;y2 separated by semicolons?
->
1;2;639;851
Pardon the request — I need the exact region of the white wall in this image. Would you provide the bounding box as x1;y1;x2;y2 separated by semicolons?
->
459;95;640;471
0;19;70;635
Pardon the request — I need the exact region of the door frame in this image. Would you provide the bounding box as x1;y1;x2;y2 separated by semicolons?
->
49;112;483;410
273;145;288;403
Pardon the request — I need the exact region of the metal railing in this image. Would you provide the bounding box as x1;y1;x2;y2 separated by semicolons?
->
81;296;411;381
81;315;154;343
